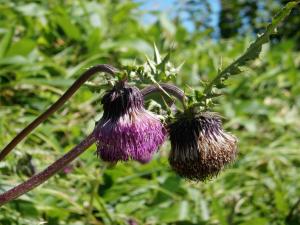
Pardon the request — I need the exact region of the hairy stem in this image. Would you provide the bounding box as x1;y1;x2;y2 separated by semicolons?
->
0;133;95;206
0;64;117;161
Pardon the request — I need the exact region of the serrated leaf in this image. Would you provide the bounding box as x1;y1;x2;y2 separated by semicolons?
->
158;51;170;71
145;55;156;74
153;43;161;64
200;1;299;105
228;65;242;75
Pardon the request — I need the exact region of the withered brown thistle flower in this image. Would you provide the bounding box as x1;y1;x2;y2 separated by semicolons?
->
168;111;237;181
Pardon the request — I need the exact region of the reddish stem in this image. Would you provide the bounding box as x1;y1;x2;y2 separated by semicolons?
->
0;65;117;161
0;83;186;206
141;83;186;107
0;133;96;206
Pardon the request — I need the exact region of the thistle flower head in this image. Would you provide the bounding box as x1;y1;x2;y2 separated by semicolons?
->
168;110;237;181
94;82;166;163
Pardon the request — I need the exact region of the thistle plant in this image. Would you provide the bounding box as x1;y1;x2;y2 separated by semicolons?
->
0;1;298;206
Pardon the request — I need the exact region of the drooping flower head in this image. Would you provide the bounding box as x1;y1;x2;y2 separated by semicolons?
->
94;82;166;163
168;110;237;181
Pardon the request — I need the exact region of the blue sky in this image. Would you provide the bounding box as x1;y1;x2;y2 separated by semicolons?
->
137;0;221;31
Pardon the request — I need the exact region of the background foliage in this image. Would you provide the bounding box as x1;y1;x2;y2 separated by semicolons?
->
0;0;300;224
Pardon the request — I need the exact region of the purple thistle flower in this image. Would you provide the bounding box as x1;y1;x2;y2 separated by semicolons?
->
94;82;166;163
168;111;237;181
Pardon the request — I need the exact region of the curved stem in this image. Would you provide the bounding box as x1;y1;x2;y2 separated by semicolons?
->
0;83;185;206
0;133;96;206
141;83;186;108
0;64;117;161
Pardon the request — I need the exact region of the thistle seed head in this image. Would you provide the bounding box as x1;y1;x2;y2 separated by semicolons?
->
168;111;237;181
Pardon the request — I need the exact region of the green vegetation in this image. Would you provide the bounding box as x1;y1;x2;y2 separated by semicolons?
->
0;1;300;224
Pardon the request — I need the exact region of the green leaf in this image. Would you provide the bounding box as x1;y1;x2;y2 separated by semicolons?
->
13;200;39;217
274;191;289;214
158;51;170;71
153;43;162;64
54;14;81;40
7;39;36;56
0;27;14;58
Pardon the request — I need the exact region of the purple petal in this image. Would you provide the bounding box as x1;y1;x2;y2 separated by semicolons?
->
95;109;166;163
